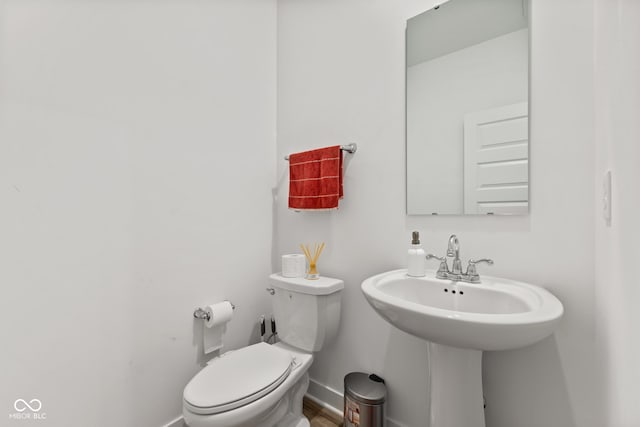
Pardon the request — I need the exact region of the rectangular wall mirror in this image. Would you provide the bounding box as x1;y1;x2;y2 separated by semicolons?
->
406;0;529;215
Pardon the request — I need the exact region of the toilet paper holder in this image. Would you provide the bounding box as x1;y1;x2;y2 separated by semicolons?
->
193;301;236;322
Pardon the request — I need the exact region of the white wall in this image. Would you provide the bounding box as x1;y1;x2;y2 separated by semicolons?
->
594;0;640;426
0;1;276;426
407;29;528;214
277;0;596;426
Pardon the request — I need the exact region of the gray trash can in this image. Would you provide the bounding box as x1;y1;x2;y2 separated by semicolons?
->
344;372;386;427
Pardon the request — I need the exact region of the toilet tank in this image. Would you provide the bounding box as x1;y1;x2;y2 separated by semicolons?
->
269;274;344;352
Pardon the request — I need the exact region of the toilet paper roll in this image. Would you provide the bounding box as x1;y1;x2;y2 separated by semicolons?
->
203;301;234;354
204;301;234;328
282;254;306;278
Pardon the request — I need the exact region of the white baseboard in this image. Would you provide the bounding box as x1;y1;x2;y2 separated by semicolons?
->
306;377;407;427
386;417;409;427
162;415;184;427
306;378;344;414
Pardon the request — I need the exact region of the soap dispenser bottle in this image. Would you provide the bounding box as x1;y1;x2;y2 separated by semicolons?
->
407;231;426;277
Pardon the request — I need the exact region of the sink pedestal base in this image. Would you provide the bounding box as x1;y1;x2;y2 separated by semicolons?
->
428;343;484;427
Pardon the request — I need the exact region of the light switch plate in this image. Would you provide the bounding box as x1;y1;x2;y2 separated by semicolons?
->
603;170;611;226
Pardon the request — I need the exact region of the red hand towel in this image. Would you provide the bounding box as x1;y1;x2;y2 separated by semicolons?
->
288;145;343;210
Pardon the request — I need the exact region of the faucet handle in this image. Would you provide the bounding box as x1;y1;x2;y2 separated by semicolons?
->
468;258;494;265
465;259;494;279
426;254;449;279
426;253;445;262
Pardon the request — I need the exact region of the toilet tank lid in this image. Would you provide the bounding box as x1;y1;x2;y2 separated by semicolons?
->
269;273;344;295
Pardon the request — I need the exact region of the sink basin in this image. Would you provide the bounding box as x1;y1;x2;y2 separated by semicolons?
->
361;269;563;351
362;269;564;427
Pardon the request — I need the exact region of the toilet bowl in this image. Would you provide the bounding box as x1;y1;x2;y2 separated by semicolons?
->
183;274;343;427
183;342;313;427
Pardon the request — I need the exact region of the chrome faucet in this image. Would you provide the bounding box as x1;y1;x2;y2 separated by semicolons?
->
427;234;493;283
447;235;463;275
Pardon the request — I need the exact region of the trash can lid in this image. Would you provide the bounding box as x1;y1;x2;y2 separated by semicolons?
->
344;372;386;405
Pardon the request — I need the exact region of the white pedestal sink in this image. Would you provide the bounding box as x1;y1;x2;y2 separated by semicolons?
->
361;269;563;427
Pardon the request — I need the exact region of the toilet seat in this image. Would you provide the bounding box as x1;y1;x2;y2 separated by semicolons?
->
183;343;293;416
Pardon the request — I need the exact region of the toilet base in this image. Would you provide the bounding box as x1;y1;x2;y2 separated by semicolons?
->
276;413;310;427
278;415;310;427
275;371;309;427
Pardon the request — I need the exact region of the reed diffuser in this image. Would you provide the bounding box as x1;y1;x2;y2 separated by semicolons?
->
300;242;325;280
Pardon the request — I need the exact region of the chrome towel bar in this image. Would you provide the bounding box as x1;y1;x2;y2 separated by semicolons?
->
284;143;357;161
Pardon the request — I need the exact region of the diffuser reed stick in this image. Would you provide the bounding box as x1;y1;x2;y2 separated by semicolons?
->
300;242;325;280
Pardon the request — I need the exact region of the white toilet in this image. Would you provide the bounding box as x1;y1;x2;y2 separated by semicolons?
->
183;274;344;427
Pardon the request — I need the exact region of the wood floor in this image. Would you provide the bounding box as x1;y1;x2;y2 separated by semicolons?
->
303;397;343;427
180;398;342;427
